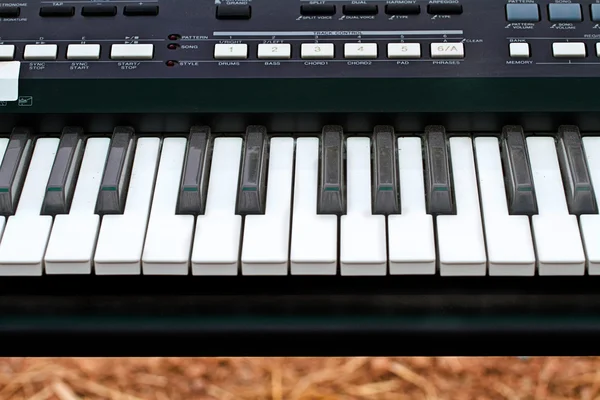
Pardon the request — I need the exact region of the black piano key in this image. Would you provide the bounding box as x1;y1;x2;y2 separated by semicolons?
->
177;126;211;215
95;127;136;215
372;125;400;215
501;126;538;216
424;126;454;215
41;127;85;215
236;126;268;215
556;125;597;215
0;128;33;216
318;125;345;215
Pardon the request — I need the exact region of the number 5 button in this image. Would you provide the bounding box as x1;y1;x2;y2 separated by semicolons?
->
258;43;292;59
301;43;335;59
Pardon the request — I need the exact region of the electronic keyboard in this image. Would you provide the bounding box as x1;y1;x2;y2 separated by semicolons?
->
4;0;600;357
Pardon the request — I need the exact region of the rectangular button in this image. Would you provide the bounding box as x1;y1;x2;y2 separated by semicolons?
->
509;42;530;58
0;45;15;61
430;42;464;58
592;4;600;21
427;3;462;14
385;4;420;15
553;42;586;58
110;44;154;60
123;5;158;16
300;4;336;15
301;43;334;59
548;3;581;22
344;43;377;59
214;43;248;59
82;5;117;16
257;43;291;59
0;61;19;101
388;43;421;58
67;44;101;60
39;6;74;17
505;4;539;22
24;44;58;60
0;7;20;18
343;4;378;15
216;4;251;19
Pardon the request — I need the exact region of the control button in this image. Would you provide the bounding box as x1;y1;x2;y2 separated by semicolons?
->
214;43;248;59
110;44;154;60
24;44;58;60
505;4;539;22
0;7;20;18
39;6;74;17
548;3;582;22
123;5;159;16
427;3;462;14
300;4;336;16
552;42;586;58
82;5;117;16
342;4;378;15
301;43;334;59
430;42;464;58
67;44;101;60
388;43;421;58
344;43;377;59
0;61;20;101
216;4;251;19
257;43;291;59
385;4;420;15
592;4;600;21
509;42;530;58
0;45;15;61
596;43;600;57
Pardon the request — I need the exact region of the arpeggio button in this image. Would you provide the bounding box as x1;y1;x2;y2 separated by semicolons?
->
24;44;58;60
427;3;462;15
548;3;582;22
110;44;154;60
430;42;464;58
505;4;539;22
553;42;586;58
216;4;251;19
67;44;101;60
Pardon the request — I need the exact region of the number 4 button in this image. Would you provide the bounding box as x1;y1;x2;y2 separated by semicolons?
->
257;43;292;59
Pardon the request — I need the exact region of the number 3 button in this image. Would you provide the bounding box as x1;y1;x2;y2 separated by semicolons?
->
257;43;292;59
301;43;335;59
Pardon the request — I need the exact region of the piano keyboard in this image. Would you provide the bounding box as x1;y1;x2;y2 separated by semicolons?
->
0;123;598;277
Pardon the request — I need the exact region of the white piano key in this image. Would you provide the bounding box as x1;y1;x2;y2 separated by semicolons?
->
94;138;160;275
579;137;600;274
44;138;110;274
388;137;435;274
241;137;294;275
191;137;243;275
142;137;193;275
0;138;11;243
0;138;58;276
527;136;585;275
340;137;387;275
474;137;536;276
290;137;337;275
437;137;487;276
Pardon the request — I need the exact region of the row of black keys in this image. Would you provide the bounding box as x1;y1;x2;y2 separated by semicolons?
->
0;124;592;218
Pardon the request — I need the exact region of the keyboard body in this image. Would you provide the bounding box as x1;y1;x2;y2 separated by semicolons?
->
3;0;600;356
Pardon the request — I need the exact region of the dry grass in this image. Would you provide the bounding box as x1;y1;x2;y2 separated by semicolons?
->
1;357;600;400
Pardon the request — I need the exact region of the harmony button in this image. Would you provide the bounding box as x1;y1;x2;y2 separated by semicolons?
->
301;43;334;59
344;43;377;59
214;43;248;59
24;44;58;61
553;42;586;58
67;44;101;60
430;42;464;58
110;44;154;60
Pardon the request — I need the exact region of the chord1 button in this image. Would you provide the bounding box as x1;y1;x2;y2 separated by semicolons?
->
344;43;377;59
301;43;334;59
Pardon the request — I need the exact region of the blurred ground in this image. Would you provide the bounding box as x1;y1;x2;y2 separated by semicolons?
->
1;357;599;400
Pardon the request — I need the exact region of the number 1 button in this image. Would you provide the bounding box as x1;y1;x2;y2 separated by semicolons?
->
257;43;291;59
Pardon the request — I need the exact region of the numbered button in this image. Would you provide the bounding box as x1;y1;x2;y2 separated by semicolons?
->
388;43;421;58
344;43;377;59
301;43;335;59
257;43;291;59
214;43;248;59
430;42;464;58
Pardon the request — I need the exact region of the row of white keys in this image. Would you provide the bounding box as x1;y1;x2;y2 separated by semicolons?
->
474;137;535;276
527;137;586;275
0;138;58;275
45;138;111;274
